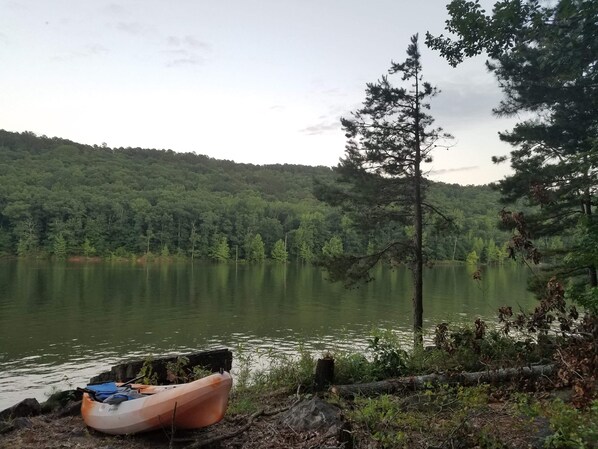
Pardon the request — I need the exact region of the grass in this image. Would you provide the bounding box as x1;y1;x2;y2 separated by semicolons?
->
225;324;597;449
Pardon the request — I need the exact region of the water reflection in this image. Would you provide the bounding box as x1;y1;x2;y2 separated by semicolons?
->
0;260;534;408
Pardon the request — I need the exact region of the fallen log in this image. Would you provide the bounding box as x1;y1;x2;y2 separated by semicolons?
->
330;364;554;397
89;348;233;384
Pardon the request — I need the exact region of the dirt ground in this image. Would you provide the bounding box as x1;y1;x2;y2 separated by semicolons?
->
0;408;341;449
0;390;553;449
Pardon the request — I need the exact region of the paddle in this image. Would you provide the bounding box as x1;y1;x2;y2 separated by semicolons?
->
120;374;145;387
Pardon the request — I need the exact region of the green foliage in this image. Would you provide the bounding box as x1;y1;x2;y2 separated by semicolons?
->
232;344;317;398
270;239;288;262
227;394;261;416
516;397;598;449
191;365;212;380
466;250;479;266
322;235;343;258
316;35;454;345
294;212;325;263
351;395;409;448
250;347;316;392
0;129;508;264
165;355;189;383
209;235;230;262
137;356;159;385
333;352;377;384
543;400;598;448
53;233;67;260
349;385;494;449
160;244;170;257
16;219;38;256
428;0;598;304
16;238;32;257
430;321;537;372
233;344;253;393
367;330;407;378
245;233;265;262
81;238;96;257
298;241;314;263
562;218;598;313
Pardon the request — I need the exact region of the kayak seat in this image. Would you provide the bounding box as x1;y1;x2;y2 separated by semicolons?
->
84;382;144;404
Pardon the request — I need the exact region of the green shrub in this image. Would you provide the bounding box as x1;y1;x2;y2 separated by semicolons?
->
367;329;407;378
334;352;377;384
543;399;598;449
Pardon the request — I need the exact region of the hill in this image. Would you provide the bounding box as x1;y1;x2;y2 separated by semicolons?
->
0;129;508;261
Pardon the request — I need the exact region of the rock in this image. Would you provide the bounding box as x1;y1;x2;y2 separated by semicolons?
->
41;389;83;414
278;397;342;432
70;427;86;437
12;417;34;430
0;398;41;422
57;400;83;417
531;416;553;449
0;421;14;434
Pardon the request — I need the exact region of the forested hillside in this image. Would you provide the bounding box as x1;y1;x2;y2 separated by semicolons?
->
0;129;509;262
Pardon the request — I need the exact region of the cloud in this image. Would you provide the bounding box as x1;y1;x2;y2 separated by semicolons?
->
429;166;478;175
115;21;153;37
167;35;210;51
431;79;503;125
4;1;27;11
108;19;211;68
101;3;126;16
163;34;211;68
51;44;109;62
300;120;341;135
166;57;205;68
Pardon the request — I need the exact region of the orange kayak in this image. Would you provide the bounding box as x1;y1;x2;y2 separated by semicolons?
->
81;371;232;435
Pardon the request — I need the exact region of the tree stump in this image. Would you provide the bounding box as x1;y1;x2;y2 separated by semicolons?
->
315;357;335;391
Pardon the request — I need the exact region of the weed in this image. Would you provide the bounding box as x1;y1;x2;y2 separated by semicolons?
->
350;395;412;448
251;346;316;392
137;356;159;385
192;365;212;380
165;355;190;383
234;343;253;392
542;399;598;449
334;352;376;384
367;329;407;378
227;393;261;416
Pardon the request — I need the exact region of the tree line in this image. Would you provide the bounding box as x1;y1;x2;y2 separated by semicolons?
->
0;129;512;264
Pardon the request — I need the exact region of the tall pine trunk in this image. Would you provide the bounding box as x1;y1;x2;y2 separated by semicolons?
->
412;64;424;347
585;190;598;287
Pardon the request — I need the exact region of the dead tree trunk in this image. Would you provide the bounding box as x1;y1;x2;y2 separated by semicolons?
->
314;357;335;391
89;348;233;384
331;364;554;397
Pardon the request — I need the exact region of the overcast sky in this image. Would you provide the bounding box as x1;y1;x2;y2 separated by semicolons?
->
0;0;518;185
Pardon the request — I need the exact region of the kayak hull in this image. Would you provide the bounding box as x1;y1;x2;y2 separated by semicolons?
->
81;372;232;435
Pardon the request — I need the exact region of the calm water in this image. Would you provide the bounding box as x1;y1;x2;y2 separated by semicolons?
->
0;260;535;409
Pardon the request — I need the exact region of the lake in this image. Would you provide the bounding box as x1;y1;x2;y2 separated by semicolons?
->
0;260;535;409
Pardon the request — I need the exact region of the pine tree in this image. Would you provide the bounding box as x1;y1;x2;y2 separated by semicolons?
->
316;35;452;345
427;0;598;306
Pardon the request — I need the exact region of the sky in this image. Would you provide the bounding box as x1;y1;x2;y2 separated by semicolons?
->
0;0;519;185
